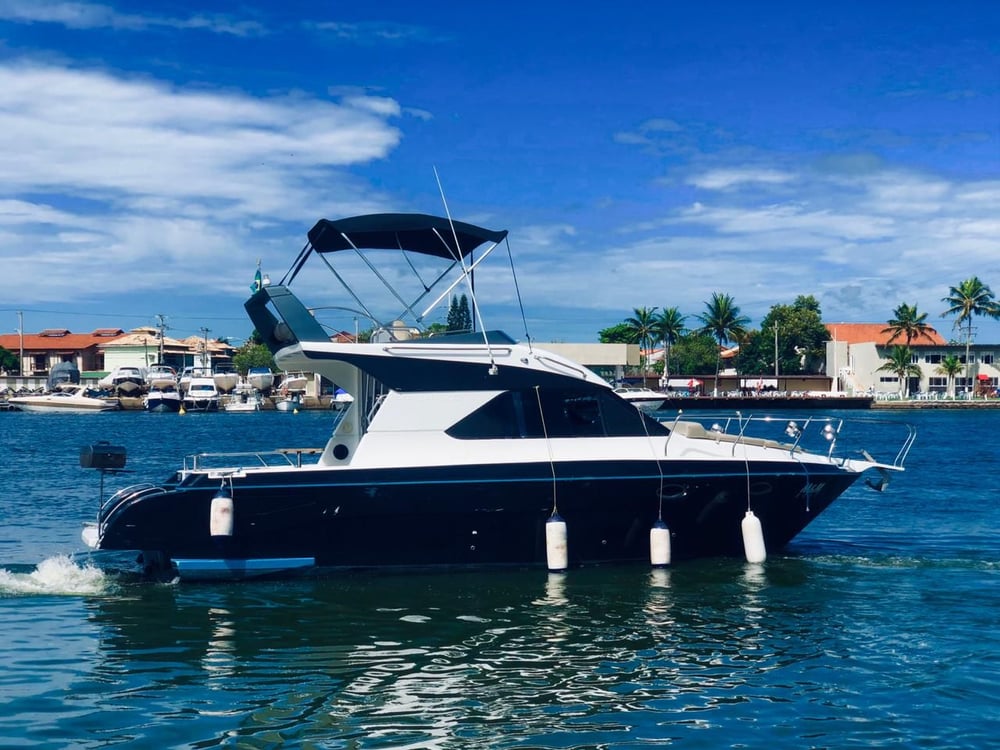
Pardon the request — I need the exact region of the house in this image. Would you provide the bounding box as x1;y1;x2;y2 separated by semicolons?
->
825;323;998;396
0;326;234;389
0;328;125;377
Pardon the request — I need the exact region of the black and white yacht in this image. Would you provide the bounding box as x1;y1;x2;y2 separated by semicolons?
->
82;213;914;580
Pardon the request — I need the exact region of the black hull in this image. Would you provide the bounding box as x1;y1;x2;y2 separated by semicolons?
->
146;399;181;413
95;459;860;577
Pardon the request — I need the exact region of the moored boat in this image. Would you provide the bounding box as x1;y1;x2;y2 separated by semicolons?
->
10;385;118;413
213;367;240;394
247;367;275;392
182;375;220;411
82;212;915;581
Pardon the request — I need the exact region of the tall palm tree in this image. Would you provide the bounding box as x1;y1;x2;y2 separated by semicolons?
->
653;307;686;380
882;302;934;346
936;354;963;399
624;306;659;375
942;277;1000;390
877;345;922;398
696;293;750;395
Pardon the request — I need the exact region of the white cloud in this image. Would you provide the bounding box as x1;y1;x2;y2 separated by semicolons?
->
0;0;266;35
0;61;403;311
687;168;796;190
500;165;1000;341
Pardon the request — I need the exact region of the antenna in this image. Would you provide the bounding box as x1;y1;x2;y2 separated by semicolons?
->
433;166;499;375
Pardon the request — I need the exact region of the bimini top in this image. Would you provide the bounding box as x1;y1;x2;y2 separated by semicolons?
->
307;213;508;260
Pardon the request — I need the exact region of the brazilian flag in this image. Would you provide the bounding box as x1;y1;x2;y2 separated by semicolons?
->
250;265;262;293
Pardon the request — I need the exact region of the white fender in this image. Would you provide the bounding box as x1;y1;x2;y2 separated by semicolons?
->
545;513;568;572
210;492;234;537
741;510;766;563
650;518;671;567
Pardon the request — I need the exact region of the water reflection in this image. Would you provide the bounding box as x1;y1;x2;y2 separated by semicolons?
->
74;563;871;748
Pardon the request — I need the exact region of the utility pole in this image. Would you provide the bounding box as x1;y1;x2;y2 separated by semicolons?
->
773;323;779;378
17;311;23;376
201;327;210;369
155;314;168;364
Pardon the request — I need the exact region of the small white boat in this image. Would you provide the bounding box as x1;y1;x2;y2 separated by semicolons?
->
213;367;240;393
178;366;212;394
9;385;118;413
247;367;274;392
280;372;308;392
223;389;262;412
331;388;354;411
182;376;220;411
274;393;300;412
146;364;178;390
145;384;182;413
612;385;667;409
99;366;147;395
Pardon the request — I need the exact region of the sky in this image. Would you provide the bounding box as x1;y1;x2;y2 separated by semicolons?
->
0;1;998;345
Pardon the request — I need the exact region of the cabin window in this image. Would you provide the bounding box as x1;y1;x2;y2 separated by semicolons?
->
446;388;668;440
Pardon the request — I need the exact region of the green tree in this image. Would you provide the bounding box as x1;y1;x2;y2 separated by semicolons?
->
598;322;634;344
936;354;963;399
423;322;449;337
696;293;750;393
231;342;276;376
0;345;17;374
669;332;719;377
653;307;686;379
882;302;934;346
741;295;830;376
877;345;921;398
624;306;659;374
941;277;1000;386
447;294;473;333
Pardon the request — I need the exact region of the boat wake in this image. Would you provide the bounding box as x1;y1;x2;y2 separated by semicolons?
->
0;555;109;596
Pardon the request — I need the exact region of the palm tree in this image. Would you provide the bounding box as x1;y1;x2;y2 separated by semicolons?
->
696;293;750;395
942;277;1000;392
877;345;922;398
624;306;659;375
882;302;934;346
653;307;686;380
936;354;963;399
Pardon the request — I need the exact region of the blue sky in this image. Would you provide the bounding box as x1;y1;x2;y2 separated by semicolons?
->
0;1;997;345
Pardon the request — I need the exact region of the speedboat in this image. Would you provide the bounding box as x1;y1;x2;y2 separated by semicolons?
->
182;375;220;411
99;366;147;395
10;385;118;413
145;383;182;413
247;367;275;392
279;371;308;392
612;385;667;409
82;212;914;581
223;385;262;412
213;366;240;394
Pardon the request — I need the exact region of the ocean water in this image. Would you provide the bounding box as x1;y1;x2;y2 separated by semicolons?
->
0;408;997;749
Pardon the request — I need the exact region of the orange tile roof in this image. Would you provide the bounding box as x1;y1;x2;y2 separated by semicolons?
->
0;329;125;352
825;323;946;346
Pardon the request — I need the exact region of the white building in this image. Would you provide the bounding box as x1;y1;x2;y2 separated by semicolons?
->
825;323;999;398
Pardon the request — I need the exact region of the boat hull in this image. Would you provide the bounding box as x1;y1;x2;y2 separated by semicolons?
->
145;394;182;413
10;396;118;413
91;458;859;579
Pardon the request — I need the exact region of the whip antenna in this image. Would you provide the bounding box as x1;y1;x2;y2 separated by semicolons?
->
433;166;498;374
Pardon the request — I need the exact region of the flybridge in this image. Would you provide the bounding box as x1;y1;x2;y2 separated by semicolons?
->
247;213;516;351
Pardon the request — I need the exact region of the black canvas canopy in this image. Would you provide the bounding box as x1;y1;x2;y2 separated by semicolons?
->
307;213;508;260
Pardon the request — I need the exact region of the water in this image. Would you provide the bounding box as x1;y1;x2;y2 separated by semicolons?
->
1;409;998;749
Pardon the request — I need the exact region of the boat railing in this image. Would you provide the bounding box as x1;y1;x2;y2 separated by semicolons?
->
663;412;916;469
183;449;324;471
